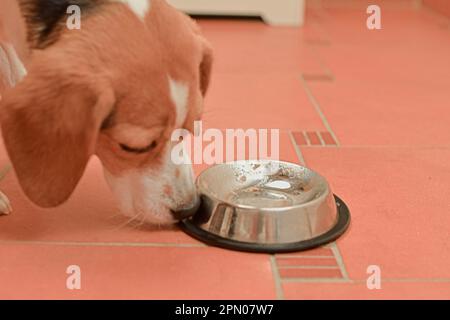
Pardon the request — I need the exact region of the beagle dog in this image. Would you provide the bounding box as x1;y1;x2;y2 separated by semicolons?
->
0;0;213;224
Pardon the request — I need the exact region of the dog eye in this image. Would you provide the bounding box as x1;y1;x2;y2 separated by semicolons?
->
119;141;158;154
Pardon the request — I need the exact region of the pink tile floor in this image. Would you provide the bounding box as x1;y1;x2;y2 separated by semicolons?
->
0;0;449;299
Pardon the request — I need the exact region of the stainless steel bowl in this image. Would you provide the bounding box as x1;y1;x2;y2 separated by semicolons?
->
180;160;350;253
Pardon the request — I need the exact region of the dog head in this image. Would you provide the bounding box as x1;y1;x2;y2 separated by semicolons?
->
0;0;213;224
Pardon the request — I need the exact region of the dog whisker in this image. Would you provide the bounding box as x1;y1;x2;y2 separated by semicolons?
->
111;210;145;231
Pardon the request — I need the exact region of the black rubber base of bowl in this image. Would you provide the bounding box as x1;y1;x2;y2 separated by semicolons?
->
179;195;351;254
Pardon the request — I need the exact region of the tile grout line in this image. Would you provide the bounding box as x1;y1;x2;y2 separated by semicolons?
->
317;131;326;146
283;278;450;284
307;45;335;81
278;266;340;270
270;255;285;300
330;242;350;280
276;255;335;259
378;278;450;283
299;74;341;146
301;144;450;149
309;10;332;43
303;131;311;147
0;240;207;248
270;130;296;299
288;131;306;165
305;6;334;81
272;131;450;149
287;131;350;285
282;278;353;284
229;129;450;149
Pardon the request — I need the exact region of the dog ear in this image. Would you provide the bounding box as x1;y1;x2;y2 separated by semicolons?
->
184;16;213;96
199;39;213;96
0;56;115;207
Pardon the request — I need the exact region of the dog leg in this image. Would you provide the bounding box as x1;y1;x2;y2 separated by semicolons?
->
0;42;27;88
0;190;12;215
0;44;27;216
0;164;12;215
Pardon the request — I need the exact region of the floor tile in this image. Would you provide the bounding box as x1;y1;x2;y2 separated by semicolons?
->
277;257;338;267
0;244;276;299
304;4;450;146
279;268;343;279
203;74;326;130
197;19;324;75
307;75;450;147
283;281;450;300
276;246;334;257
302;147;450;280
0;157;199;244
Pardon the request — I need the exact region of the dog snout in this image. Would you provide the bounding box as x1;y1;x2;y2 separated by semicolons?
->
170;195;200;220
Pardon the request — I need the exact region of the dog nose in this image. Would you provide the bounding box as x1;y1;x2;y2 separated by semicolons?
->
171;198;201;220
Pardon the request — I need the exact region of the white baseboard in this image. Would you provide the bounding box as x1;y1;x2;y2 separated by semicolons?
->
167;0;305;26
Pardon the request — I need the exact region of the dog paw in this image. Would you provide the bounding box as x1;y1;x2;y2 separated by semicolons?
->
0;191;12;215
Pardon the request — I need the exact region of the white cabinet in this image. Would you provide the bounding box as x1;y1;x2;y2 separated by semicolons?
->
167;0;305;26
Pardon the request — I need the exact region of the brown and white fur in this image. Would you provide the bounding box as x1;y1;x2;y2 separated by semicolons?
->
0;0;213;224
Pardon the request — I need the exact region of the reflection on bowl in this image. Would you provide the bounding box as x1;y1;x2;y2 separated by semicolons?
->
180;160;350;253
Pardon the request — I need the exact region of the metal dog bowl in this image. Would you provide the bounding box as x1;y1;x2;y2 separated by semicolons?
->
180;160;350;253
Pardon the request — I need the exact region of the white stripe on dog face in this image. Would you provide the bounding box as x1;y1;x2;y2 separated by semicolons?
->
103;141;197;225
169;77;189;127
112;0;151;21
